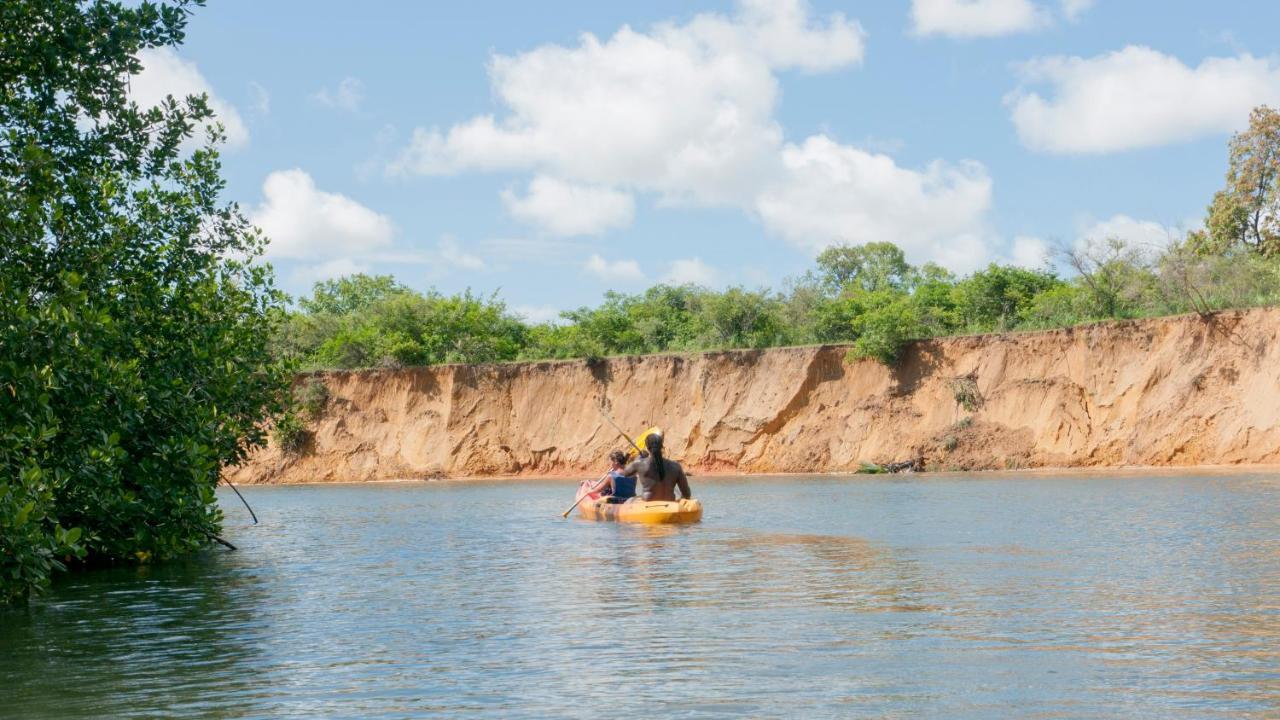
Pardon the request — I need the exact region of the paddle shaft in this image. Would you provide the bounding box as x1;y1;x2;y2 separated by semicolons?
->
596;406;643;455
562;470;610;518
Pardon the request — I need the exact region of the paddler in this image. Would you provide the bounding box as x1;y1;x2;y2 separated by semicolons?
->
586;450;636;503
621;432;691;502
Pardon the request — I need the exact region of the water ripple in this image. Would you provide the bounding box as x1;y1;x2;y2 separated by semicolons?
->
2;473;1278;718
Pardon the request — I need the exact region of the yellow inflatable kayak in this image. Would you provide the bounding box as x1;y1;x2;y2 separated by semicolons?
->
574;426;702;524
576;493;703;524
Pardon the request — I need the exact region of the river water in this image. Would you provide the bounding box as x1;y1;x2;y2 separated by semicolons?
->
2;473;1278;718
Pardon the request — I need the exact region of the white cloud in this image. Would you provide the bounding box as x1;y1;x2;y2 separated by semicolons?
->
1059;0;1095;22
502;176;635;236
754;135;995;272
291;258;372;286
584;254;645;283
664;257;718;286
387;1;997;268
1008;46;1280;153
1078;214;1175;249
388;0;863;206
513;305;564;324
247;81;270;115
910;0;1049;38
313;77;364;112
132;48;248;148
250;169;394;260
1007;235;1051;268
437;236;486;270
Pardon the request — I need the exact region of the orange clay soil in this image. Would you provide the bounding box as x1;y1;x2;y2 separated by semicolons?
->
226;308;1280;484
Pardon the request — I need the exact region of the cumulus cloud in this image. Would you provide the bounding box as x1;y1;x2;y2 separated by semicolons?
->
250;169;394;260
131;48;248;148
388;1;997;267
503;176;635;236
313;77;364;112
1078;214;1176;249
755;136;996;271
388;0;863;206
910;0;1049;38
584;254;645;283
1008;46;1280;153
1007;235;1051;268
910;0;1095;37
664;258;718;286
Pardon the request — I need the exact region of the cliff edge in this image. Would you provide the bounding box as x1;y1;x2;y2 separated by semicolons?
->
227;308;1280;483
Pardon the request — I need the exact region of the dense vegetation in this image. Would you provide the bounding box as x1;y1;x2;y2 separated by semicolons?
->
279;153;1280;369
1;1;290;604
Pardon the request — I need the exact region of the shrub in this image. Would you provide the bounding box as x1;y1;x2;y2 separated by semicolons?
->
272;412;310;455
848;292;921;366
295;379;330;421
949;376;983;413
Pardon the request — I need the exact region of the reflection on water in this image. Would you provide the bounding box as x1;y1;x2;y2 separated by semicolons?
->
2;473;1278;718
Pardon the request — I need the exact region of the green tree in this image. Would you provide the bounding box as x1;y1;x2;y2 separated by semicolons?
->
815;242;913;292
299;274;410;315
1;0;289;603
693;287;786;349
848;291;921;365
287;282;528;368
911;263;959;336
1193;105;1280;256
952;264;1064;331
1059;237;1157;319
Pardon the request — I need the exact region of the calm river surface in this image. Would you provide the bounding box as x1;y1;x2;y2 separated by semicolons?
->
3;473;1278;718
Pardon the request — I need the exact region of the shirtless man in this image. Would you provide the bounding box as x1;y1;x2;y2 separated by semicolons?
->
621;432;691;502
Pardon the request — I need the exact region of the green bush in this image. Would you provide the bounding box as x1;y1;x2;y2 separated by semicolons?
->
295;379;330;421
848;292;921;366
272;412;310;455
953;264;1065;332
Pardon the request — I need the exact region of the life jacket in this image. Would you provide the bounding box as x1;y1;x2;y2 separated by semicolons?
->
607;470;636;499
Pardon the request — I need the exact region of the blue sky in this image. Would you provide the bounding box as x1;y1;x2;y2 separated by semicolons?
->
139;0;1280;321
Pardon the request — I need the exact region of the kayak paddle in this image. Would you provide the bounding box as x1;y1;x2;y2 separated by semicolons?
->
562;470;610;518
596;406;644;455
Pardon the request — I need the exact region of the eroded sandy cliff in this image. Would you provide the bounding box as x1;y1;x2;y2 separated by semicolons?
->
227;308;1280;483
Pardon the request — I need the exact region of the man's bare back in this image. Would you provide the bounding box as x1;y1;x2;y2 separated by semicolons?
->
622;455;691;501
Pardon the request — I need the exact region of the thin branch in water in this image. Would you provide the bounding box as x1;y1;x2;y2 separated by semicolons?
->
204;532;237;551
221;477;258;524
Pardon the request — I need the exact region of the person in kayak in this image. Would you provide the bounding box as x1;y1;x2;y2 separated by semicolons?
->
586;450;636;503
621;432;691;502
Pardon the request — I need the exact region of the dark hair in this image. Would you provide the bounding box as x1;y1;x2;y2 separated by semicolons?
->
645;433;665;481
608;450;626;466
